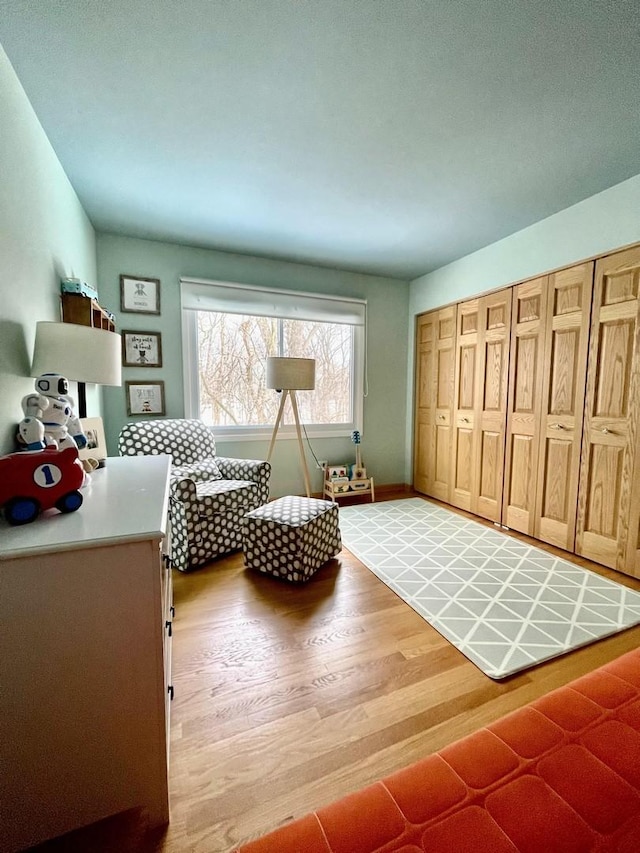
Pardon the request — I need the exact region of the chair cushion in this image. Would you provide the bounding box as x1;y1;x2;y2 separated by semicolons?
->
172;457;222;482
196;479;262;515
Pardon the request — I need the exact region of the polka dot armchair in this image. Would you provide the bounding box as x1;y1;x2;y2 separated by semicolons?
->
118;418;271;572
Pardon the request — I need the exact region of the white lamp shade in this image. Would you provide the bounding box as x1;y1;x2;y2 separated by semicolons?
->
266;357;315;390
31;322;122;386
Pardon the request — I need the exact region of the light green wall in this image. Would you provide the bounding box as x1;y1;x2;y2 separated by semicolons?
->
404;173;640;481
97;233;410;497
410;173;640;314
0;46;97;455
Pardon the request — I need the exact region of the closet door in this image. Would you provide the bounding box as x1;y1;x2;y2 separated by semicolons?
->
476;289;512;521
413;306;456;500
451;299;480;511
576;246;640;577
503;277;549;535
535;263;593;550
451;289;511;521
413;312;435;495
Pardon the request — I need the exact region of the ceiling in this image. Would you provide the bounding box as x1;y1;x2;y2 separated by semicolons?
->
1;1;639;281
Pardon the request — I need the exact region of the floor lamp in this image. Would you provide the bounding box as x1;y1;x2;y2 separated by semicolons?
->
266;357;315;498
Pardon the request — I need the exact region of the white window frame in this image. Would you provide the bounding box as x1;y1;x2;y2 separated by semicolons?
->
181;278;366;442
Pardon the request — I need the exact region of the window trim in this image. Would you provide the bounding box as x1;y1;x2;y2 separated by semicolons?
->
181;279;366;442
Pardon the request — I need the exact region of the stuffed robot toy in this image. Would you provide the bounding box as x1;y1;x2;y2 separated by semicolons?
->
18;373;87;452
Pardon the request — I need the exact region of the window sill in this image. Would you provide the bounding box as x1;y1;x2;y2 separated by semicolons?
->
208;425;357;443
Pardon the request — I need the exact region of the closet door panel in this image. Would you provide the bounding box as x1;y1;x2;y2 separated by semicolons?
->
476;289;512;521
535;263;593;550
451;300;479;510
576;247;640;576
413;313;435;495
413;306;456;501
431;307;456;500
503;278;548;534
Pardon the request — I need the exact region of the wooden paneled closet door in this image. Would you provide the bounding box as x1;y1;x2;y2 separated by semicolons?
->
503;277;549;535
413;312;435;496
451;289;511;521
476;289;512;521
413;306;456;500
451;299;480;511
576;246;640;577
535;263;593;550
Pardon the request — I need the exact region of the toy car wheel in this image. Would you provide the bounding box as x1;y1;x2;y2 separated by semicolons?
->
5;496;40;525
56;490;83;514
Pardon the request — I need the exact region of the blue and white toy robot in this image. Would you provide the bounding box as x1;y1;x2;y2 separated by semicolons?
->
18;373;87;452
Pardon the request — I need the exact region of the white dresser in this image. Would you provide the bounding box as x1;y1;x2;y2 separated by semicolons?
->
0;454;173;852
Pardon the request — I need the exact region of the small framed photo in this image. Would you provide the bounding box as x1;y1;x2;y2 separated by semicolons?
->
120;275;161;315
79;417;107;465
122;330;163;367
126;381;166;416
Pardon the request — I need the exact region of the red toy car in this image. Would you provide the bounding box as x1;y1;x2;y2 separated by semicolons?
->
0;446;85;525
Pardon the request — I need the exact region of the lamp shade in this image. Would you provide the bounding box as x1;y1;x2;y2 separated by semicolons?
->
31;322;122;387
266;357;315;391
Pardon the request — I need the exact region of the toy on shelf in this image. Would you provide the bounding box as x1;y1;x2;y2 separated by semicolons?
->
350;429;367;480
17;374;87;453
323;431;375;503
0;446;85;525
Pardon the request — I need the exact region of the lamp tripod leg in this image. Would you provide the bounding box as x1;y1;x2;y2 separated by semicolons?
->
266;392;287;462
290;391;311;498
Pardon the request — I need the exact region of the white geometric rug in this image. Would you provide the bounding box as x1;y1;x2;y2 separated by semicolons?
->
339;498;640;679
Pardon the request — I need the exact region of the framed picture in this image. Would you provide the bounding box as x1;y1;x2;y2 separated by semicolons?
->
327;465;348;479
126;381;166;416
79;417;108;465
122;330;163;367
120;275;161;315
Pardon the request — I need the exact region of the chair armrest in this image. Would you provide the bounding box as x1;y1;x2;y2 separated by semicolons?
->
170;476;197;503
215;457;271;486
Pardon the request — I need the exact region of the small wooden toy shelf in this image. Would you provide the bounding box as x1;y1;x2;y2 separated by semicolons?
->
323;467;375;503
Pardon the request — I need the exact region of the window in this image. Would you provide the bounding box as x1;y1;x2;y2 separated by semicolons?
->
181;278;366;440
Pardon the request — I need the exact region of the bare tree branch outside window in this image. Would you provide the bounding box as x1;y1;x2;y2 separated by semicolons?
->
196;311;353;427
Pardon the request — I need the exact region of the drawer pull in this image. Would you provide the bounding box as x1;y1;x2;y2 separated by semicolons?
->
167;685;174;701
170;605;175;617
165;620;172;637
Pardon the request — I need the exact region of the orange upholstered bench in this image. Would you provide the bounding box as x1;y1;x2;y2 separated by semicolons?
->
236;648;640;852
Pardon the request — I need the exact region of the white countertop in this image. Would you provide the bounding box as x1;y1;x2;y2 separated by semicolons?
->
0;454;171;559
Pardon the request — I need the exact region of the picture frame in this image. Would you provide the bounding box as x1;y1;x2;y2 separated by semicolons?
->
120;275;161;315
125;381;166;416
122;330;163;367
79;417;108;466
327;465;348;479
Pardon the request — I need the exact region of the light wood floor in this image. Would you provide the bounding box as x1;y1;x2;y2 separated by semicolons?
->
32;491;640;852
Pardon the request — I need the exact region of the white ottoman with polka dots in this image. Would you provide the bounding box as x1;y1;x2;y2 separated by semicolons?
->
242;496;341;582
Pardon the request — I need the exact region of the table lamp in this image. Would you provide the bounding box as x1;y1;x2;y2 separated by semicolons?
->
31;321;122;418
266;357;315;498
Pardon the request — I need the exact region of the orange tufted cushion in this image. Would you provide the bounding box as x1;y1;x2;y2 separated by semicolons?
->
236;648;640;853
